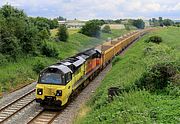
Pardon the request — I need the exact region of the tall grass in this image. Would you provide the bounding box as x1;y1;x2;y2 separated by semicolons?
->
75;27;180;124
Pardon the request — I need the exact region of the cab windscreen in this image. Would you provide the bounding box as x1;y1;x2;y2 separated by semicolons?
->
38;68;65;85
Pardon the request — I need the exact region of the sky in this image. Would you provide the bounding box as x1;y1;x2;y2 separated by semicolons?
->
0;0;179;20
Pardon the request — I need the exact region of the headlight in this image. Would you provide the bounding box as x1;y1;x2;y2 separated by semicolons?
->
37;88;43;95
56;90;62;96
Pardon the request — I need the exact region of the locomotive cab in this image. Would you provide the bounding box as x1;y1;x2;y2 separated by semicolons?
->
36;64;73;106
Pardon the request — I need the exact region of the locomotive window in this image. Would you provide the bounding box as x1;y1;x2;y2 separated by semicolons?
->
39;73;64;85
65;72;72;83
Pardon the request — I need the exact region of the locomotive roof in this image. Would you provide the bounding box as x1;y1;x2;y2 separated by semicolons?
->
78;48;101;60
62;62;71;66
73;56;85;67
57;61;72;66
49;65;72;74
83;49;97;56
79;54;89;60
95;48;101;54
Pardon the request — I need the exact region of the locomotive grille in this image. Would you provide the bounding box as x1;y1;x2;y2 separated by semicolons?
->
46;87;55;96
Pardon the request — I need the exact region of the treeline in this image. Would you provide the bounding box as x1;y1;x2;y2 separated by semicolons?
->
90;19;145;29
79;19;145;38
174;22;180;27
149;17;174;27
126;19;145;29
0;5;59;64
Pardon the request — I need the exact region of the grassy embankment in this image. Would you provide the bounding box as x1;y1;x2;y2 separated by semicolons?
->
0;29;130;95
75;27;180;124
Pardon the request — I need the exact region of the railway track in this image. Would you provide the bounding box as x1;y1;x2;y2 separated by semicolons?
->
0;89;35;123
27;109;61;124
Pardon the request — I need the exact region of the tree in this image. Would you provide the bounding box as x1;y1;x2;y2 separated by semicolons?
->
163;19;174;26
102;25;111;33
94;19;105;26
57;16;66;21
41;42;59;57
149;17;174;27
49;19;59;29
38;29;50;40
132;19;145;29
151;18;160;26
0;5;25;58
0;4;60;61
80;20;101;37
32;17;50;32
1;4;26;18
0;35;20;59
0;5;64;60
114;19;122;24
149;19;152;25
124;24;130;30
21;24;40;54
159;17;163;22
57;24;69;42
159;17;163;26
175;22;180;27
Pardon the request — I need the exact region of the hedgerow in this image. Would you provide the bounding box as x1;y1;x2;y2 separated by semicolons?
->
145;36;163;44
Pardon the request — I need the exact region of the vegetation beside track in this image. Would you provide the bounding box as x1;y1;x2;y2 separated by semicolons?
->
0;29;129;95
75;27;180;124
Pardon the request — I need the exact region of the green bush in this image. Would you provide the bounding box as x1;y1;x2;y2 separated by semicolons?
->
144;43;170;55
102;25;111;33
33;61;46;74
124;24;130;30
41;42;59;58
0;54;8;66
0;35;20;59
146;36;163;44
112;56;121;66
38;29;50;40
136;62;178;91
57;24;69;42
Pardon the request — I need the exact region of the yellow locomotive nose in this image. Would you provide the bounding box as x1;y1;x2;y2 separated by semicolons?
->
35;64;74;106
35;83;69;106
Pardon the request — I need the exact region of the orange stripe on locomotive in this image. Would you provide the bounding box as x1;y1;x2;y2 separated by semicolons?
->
78;49;102;74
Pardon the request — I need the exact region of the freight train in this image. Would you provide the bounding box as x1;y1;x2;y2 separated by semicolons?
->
35;29;153;106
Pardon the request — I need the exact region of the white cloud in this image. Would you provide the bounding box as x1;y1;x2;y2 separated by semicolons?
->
125;1;161;12
144;2;161;12
170;2;180;11
0;0;180;19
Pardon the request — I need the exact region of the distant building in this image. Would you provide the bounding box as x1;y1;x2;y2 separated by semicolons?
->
58;20;86;28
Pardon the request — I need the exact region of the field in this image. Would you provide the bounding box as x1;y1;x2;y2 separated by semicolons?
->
0;29;130;95
50;28;80;37
75;27;180;124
